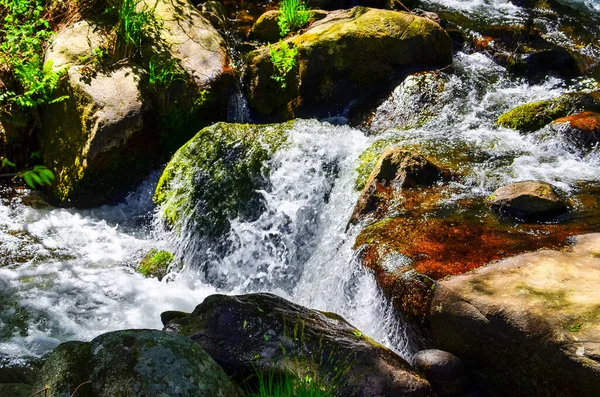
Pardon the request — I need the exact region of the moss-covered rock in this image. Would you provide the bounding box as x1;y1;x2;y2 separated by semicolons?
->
164;293;433;396
496;91;600;132
33;329;244;397
250;9;329;44
137;249;174;280
349;147;452;224
244;6;452;121
154;122;289;235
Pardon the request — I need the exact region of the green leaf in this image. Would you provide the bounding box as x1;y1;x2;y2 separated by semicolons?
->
23;172;35;188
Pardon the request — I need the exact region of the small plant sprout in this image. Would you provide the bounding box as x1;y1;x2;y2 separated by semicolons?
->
269;40;298;89
278;0;310;37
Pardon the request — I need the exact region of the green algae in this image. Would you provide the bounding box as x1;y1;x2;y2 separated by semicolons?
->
154;122;290;236
137;249;174;280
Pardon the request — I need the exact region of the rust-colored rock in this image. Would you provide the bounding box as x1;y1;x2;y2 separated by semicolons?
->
349;148;451;224
553;111;600;150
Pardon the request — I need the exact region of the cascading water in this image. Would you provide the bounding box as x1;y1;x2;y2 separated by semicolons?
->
1;0;600;374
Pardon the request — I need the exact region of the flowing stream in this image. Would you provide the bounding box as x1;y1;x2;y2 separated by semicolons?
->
1;0;600;369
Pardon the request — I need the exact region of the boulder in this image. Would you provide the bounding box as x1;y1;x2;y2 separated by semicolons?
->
552;111;600;150
32;329;244;397
474;26;579;81
367;71;449;132
40;64;155;207
349;147;451;224
428;233;600;396
244;7;452;121
40;1;232;207
413;349;467;397
489;181;567;219
153;122;289;235
164;293;434;396
198;1;229;31
496;91;600;132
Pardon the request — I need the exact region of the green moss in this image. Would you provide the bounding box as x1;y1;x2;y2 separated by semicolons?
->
137;249;174;280
517;284;570;309
154;122;290;236
355;137;405;191
497;92;600;132
497;99;568;132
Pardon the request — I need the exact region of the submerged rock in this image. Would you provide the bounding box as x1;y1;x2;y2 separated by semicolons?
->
428;233;600;396
350;147;451;224
244;6;452;121
489;181;567;219
164;293;434;396
413;349;467;397
552;111;600;150
154;122;289;235
33;329;244;397
496;91;600;132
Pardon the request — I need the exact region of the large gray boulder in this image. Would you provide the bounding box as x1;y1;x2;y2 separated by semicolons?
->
164;293;434;396
428;233;600;396
32;329;244;397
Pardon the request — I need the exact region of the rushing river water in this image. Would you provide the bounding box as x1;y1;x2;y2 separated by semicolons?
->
1;0;600;368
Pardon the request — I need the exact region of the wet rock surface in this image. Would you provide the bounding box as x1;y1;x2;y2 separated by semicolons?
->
552;111;600;150
164;293;434;397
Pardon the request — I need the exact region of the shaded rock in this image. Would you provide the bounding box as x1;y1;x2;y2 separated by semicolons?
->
497;90;600;132
413;349;467;397
489;181;567;219
475;25;579;81
153;122;289;235
350;147;451;224
33;329;244;397
244;6;452;121
0;384;32;397
428;233;600;396
198;1;229;31
40;65;154;208
367;71;449;132
552;111;600;150
164;293;434;396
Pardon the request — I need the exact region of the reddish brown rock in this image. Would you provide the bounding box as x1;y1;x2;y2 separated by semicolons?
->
553;111;600;150
349;148;451;224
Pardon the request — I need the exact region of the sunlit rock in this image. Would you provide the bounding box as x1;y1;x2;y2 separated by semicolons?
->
552;111;600;150
496;90;600;132
489;180;567;219
428;233;600;396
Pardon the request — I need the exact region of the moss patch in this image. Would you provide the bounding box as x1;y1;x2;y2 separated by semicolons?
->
154;122;290;236
137;249;174;280
497;91;600;132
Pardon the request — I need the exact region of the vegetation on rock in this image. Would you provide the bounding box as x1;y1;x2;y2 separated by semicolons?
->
154;122;289;235
137;249;174;280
